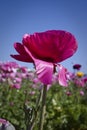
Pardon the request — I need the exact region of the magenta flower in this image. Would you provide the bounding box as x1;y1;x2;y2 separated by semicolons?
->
0;61;19;73
66;91;72;96
12;83;21;89
73;64;81;70
83;77;87;84
74;78;85;87
11;30;78;86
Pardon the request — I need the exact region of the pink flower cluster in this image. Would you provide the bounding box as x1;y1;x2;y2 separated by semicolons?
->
0;61;34;89
67;69;87;96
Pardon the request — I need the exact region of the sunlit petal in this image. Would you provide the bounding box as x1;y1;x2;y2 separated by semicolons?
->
57;64;68;86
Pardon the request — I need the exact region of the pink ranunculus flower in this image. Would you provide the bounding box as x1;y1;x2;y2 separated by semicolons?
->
11;30;78;86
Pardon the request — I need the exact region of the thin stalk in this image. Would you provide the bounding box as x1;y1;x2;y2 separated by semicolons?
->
39;85;47;130
28;89;43;130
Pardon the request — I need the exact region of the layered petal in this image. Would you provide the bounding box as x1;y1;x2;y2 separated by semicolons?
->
22;45;54;85
22;30;78;62
10;54;32;62
34;59;54;85
10;42;33;62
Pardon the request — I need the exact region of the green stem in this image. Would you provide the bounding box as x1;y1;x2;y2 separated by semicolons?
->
28;89;43;130
39;85;47;130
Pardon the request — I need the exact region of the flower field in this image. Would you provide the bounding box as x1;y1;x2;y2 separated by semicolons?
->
0;61;87;130
0;30;87;130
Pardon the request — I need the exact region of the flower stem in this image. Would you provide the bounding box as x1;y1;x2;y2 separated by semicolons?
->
39;85;47;130
27;89;43;130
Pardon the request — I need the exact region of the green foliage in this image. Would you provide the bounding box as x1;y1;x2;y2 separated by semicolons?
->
45;83;87;130
0;79;39;130
0;73;87;130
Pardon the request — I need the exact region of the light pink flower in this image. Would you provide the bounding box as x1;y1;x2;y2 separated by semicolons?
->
14;77;22;83
29;91;35;95
11;30;78;86
0;118;9;126
80;90;84;96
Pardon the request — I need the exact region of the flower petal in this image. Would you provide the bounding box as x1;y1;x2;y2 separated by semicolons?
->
10;54;33;62
14;42;28;55
22;30;78;63
23;45;54;85
57;64;68;86
10;42;33;62
35;59;54;85
0;118;8;125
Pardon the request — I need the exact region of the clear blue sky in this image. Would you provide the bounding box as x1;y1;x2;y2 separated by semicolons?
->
0;0;87;73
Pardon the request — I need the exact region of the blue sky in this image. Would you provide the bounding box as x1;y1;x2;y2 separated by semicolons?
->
0;0;87;72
